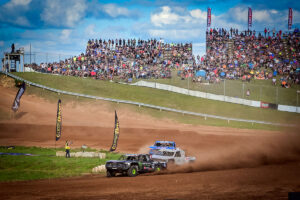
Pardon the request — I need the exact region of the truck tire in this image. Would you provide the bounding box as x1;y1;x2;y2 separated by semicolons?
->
106;170;116;177
127;165;138;177
154;166;161;172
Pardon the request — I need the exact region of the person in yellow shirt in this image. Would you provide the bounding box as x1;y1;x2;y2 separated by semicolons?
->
65;141;71;158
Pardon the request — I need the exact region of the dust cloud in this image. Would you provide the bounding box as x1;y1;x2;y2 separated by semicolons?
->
160;131;300;174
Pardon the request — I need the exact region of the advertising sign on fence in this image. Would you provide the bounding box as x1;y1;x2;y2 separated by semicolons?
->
260;102;278;109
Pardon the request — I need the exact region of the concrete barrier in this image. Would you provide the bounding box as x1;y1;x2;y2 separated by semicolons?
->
92;165;106;173
56;151;65;157
70;152;76;157
56;151;106;158
74;152;83;157
98;153;106;159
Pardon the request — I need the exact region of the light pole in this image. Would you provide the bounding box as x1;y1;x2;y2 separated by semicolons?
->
297;90;300;107
188;74;190;95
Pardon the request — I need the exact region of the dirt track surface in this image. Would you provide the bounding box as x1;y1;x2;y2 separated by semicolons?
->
0;85;300;199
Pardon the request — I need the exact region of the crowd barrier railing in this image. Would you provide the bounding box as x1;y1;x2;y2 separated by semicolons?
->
132;81;300;114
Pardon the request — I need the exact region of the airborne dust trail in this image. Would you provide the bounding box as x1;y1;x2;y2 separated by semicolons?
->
159;131;300;174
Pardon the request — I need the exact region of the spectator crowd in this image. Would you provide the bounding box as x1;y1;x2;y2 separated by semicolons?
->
178;27;299;88
27;38;193;82
26;28;300;87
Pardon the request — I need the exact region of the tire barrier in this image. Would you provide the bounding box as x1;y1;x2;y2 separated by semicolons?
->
56;151;106;159
92;165;106;173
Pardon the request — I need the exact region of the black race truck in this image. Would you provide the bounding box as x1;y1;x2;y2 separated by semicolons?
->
105;154;167;177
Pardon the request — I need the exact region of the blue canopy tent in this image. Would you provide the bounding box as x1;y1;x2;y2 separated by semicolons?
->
220;72;226;77
195;70;206;77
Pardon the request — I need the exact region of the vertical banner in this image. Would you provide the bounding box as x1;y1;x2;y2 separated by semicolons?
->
248;7;252;29
12;81;26;112
110;110;120;152
207;7;211;28
288;8;293;30
55;99;62;141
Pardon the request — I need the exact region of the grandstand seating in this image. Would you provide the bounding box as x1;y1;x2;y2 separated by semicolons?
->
26;28;299;87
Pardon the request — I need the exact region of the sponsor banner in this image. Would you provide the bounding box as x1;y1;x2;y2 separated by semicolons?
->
12;81;26;112
56;99;62;141
110;110;120;152
288;8;293;30
248;7;252;28
260;102;278;109
207;7;211;27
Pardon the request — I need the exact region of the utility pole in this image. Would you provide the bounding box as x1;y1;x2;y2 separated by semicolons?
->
224;79;226;96
188;75;190;95
30;43;31;64
297;90;300;107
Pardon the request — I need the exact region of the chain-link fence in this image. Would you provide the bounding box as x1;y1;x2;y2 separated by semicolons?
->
150;71;300;106
23;52;75;65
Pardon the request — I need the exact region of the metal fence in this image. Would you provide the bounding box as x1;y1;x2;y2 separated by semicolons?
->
2;71;295;127
23;52;75;65
149;74;300;107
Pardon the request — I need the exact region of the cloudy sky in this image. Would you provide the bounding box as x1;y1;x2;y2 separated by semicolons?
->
0;0;299;64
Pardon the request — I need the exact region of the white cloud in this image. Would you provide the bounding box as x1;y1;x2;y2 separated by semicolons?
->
270;9;278;14
190;9;206;20
15;16;31;26
253;10;272;22
102;4;130;18
4;0;31;8
84;24;97;37
60;29;72;42
0;0;32;27
148;28;202;40
151;6;194;27
293;10;300;24
211;5;298;31
193;42;206;57
225;6;248;23
41;0;87;28
146;6;210;41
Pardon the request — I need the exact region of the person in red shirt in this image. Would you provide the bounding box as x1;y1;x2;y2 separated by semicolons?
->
264;28;267;38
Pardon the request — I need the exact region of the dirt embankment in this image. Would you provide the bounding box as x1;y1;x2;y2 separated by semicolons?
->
1;84;300;200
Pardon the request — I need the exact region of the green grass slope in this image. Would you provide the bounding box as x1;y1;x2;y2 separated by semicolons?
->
7;73;300;128
0;146;120;182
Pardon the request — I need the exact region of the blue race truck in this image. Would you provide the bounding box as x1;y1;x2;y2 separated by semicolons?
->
149;141;176;155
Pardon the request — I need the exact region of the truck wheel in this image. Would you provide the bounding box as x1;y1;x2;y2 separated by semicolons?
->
127;166;138;177
154;166;161;172
106;170;115;177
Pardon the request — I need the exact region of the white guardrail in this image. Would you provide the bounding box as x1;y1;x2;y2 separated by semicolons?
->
2;72;295;127
132;81;300;114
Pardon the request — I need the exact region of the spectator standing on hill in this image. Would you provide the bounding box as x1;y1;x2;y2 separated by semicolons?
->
11;43;15;53
246;89;250;97
272;77;277;85
65;141;70;158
